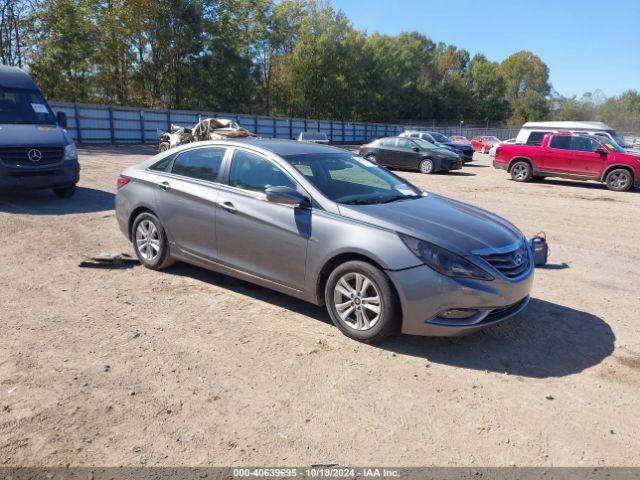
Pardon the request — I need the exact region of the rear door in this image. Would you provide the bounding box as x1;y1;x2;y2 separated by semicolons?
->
541;135;575;173
154;146;227;260
215;148;309;289
375;138;397;166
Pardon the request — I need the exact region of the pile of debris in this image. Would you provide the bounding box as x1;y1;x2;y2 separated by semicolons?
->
158;118;256;152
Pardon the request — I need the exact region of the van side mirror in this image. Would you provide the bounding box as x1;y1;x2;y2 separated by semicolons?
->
265;186;309;208
57;111;68;129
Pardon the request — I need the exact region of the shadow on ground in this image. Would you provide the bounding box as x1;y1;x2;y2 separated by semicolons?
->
0;187;114;215
165;263;614;379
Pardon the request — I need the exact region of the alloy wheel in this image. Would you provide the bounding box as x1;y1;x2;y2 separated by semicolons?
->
609;171;630;190
420;159;434;174
512;164;528;180
135;219;160;261
333;272;381;331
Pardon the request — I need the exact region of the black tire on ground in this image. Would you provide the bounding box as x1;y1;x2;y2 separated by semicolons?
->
419;158;435;174
510;161;533;182
53;185;76;198
605;168;634;192
324;260;400;343
131;212;174;270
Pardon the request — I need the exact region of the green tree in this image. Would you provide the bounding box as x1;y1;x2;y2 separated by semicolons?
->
465;54;510;122
500;51;550;124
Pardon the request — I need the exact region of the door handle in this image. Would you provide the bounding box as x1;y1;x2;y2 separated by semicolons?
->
157;181;171;191
220;201;237;213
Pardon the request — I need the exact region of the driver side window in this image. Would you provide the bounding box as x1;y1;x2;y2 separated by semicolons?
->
397;138;411;149
228;149;296;193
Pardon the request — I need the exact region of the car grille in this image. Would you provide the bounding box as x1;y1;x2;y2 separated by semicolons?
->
0;147;64;166
478;244;530;279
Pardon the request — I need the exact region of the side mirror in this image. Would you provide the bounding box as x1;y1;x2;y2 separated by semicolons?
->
412;146;420;152
265;186;309;207
57;111;68;129
594;147;607;155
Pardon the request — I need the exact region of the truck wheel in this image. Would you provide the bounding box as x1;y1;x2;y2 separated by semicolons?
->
53;185;76;198
605;169;633;192
511;161;533;182
325;261;400;343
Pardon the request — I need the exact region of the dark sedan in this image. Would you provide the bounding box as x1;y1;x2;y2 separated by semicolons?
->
400;131;474;163
358;136;462;174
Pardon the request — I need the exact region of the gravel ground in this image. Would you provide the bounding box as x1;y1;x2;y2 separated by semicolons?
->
0;145;638;467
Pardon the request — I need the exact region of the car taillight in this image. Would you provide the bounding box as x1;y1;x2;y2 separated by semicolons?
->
117;176;130;190
358;145;364;152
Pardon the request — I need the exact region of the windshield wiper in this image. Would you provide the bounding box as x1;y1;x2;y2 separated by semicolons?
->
379;194;421;204
341;198;378;205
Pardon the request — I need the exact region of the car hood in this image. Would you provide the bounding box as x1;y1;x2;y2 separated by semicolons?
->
449;142;472;150
0;124;69;147
338;193;523;255
432;148;459;159
610;150;640;162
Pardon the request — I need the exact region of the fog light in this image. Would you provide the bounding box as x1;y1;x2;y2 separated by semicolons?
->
439;309;479;319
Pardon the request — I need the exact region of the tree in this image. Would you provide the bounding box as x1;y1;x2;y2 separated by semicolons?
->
465;54;510;122
0;0;33;67
500;51;551;124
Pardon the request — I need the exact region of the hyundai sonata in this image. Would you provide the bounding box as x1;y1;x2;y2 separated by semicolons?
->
116;139;533;342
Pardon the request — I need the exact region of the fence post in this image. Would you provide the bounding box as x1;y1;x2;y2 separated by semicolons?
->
254;116;258;135
364;123;368;142
385;125;388;137
167;109;171;130
74;104;82;144
329;120;333;143
342;121;345;143
304;118;307;132
352;123;356;143
272;117;277;138
139;110;145;144
289;119;293;140
108;106;115;144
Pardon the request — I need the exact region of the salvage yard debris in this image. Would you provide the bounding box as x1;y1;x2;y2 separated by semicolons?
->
79;252;139;269
157;118;256;152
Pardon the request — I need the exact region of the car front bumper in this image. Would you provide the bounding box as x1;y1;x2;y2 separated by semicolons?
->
0;164;80;192
387;263;534;336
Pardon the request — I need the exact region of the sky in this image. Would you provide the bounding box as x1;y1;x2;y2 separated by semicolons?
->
332;0;640;99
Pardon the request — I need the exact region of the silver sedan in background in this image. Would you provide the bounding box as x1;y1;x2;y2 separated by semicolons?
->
116;140;533;342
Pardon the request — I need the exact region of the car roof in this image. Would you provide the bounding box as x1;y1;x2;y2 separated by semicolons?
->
0;66;38;90
160;138;348;158
522;121;613;131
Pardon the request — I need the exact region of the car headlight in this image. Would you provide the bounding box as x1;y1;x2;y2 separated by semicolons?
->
399;233;494;281
64;142;77;161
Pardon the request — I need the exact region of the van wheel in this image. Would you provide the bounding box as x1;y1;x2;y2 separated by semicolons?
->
131;212;174;270
419;159;434;174
53;185;76;198
511;161;533;182
605;169;633;192
325;261;400;343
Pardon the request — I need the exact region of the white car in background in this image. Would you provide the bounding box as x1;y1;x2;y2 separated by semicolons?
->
489;138;516;158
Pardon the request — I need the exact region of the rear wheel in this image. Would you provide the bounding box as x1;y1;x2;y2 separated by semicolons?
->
53;185;76;198
419;158;434;174
605;169;633;192
131;212;174;270
510;161;533;182
325;261;400;343
365;153;377;163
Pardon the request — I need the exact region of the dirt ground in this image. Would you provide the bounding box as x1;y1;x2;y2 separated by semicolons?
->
0;145;639;467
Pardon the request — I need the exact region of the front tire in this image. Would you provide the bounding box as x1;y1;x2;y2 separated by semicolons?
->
419;158;434;174
131;212;174;270
53;185;76;198
605;169;633;192
510;161;533;182
324;261;400;343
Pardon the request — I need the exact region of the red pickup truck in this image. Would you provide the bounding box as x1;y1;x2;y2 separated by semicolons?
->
494;132;640;192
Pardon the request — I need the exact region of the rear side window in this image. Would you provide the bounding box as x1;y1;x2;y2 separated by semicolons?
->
526;131;546;146
172;147;225;182
549;136;572;150
149;155;173;172
380;138;396;147
229;150;296;193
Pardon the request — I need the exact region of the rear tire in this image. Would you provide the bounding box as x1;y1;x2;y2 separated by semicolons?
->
605;168;633;192
325;261;400;343
419;158;434;174
53;185;76;198
131;212;174;270
510;161;533;182
365;153;377;163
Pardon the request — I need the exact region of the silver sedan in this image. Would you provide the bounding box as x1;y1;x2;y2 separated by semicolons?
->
116;139;533;342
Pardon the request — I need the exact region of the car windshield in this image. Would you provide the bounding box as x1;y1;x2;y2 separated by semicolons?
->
284;152;422;205
301;132;328;140
430;132;449;142
0;87;57;125
412;138;436;149
599;138;625;153
607;131;630;148
485;136;500;142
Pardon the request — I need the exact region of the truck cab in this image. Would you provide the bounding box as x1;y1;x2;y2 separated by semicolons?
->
494;132;640;192
0;66;79;197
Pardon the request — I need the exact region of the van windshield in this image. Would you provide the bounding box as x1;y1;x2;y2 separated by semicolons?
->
0;87;57;125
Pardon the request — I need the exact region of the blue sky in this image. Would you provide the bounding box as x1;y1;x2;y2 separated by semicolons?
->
332;0;640;98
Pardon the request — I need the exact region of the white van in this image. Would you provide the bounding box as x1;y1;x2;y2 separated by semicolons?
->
515;121;633;151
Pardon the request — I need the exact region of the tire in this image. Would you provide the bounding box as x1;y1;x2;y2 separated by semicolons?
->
365;153;377;163
53;185;76;198
419;158;434;174
158;142;171;152
605;168;633;192
510;161;533;182
324;260;400;343
131;212;174;270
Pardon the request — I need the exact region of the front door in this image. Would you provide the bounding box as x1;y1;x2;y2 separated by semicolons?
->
215;148;309;290
154;146;226;260
395;138;420;169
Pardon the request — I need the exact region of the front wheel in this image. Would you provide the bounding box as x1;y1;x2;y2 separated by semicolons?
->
510;161;533;182
325;261;400;343
131;212;174;270
605;169;633;192
419;158;434;174
53;185;76;198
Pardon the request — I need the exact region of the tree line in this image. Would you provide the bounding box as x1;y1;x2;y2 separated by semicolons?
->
1;0;638;131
